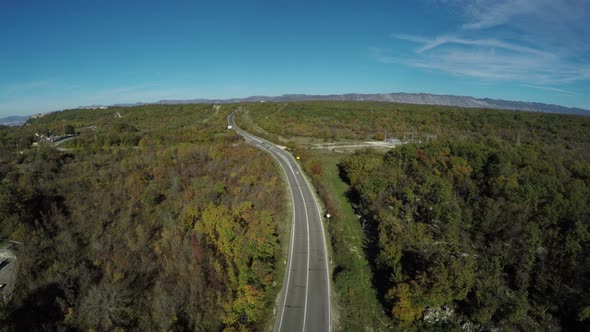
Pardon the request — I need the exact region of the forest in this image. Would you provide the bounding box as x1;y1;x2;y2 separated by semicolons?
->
240;101;590;331
339;140;590;330
242;101;589;152
1;100;589;331
0;104;286;330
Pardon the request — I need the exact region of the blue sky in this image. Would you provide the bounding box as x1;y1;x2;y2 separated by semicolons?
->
1;0;589;117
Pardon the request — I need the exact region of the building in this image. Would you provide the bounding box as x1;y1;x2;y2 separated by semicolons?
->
0;240;19;302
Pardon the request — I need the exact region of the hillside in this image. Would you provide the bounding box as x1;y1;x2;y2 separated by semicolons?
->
0;104;287;330
241;101;590;331
150;93;590;116
0;116;29;127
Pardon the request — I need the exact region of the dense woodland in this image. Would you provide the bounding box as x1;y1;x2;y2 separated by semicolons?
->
1;100;589;331
340;140;590;330
242;102;590;331
0;105;286;330
244;101;589;152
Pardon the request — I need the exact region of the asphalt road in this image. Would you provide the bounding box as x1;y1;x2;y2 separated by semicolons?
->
228;111;331;332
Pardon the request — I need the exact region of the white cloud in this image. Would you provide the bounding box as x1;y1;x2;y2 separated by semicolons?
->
383;34;590;83
461;0;543;30
384;0;590;85
390;33;431;44
520;84;575;95
423;37;550;57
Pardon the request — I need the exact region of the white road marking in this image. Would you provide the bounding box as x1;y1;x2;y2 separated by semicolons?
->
276;153;312;332
276;155;298;332
299;161;332;332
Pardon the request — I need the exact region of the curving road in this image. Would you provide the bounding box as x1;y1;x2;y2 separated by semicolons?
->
228;110;331;332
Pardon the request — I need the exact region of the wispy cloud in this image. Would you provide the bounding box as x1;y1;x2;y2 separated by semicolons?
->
458;0;590;32
383;0;590;85
460;0;543;30
389;33;430;44
520;84;575;95
385;34;590;83
392;34;553;57
421;38;547;57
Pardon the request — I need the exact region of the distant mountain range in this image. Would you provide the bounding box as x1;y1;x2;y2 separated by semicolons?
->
0;115;29;127
130;92;590;116
2;92;588;126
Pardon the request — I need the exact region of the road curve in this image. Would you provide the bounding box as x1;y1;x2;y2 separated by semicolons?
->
228;110;331;332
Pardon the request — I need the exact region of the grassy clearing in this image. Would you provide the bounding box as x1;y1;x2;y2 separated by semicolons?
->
315;150;389;331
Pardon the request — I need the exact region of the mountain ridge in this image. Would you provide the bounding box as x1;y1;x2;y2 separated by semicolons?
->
0;115;30;127
146;92;590;116
3;92;589;125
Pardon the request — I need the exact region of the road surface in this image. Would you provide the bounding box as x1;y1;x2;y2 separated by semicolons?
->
228;111;331;332
52;135;78;146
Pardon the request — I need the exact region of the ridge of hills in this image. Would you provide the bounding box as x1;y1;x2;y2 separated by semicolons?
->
2;92;588;126
118;92;590;116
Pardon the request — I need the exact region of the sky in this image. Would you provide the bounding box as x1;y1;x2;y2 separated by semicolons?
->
1;0;589;117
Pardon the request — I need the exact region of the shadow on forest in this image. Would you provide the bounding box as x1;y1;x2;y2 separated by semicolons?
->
9;283;66;331
336;162;393;317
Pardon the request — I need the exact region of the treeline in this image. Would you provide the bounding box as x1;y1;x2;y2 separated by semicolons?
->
244;101;590;151
339;139;590;330
0;104;286;330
